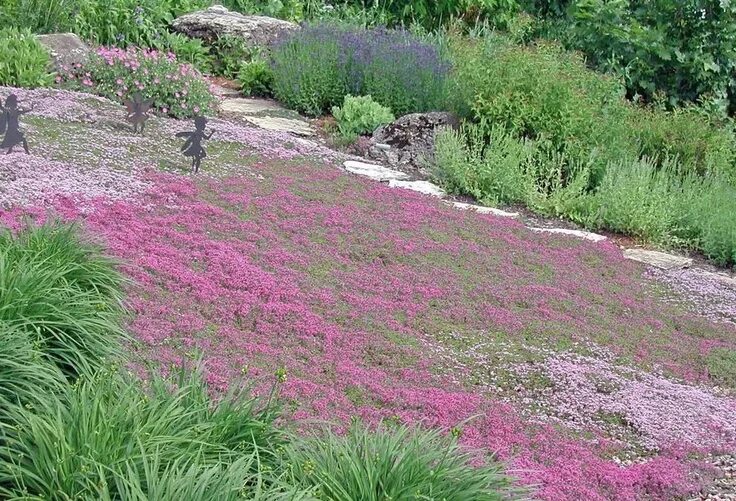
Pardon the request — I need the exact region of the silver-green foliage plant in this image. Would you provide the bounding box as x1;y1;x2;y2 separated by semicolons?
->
331;95;395;141
0;28;54;88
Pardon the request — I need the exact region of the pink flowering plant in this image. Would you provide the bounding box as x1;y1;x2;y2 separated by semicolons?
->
57;46;216;119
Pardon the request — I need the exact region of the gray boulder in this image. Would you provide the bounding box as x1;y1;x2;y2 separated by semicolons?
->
171;5;298;49
367;112;459;177
36;33;90;70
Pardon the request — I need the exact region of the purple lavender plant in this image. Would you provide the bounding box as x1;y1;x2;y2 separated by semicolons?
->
271;23;450;117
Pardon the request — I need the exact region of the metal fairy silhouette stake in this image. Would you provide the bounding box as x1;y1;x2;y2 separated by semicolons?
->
0;94;32;154
123;92;153;134
176;116;214;174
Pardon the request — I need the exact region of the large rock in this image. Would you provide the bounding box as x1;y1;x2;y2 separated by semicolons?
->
171;5;298;48
36;33;90;70
367;112;459;177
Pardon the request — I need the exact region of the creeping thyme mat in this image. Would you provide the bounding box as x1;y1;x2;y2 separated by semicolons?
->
2;88;735;500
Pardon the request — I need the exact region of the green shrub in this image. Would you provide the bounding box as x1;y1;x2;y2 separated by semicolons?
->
434;123;536;205
331;95;395;141
0;0;84;33
219;0;308;22
0;367;294;500
568;0;736;111
451;36;634;183
0;27;54;88
58;46;217;119
284;421;518;500
271;23;449;116
583;157;678;242
0;222;127;379
155;31;214;75
75;0;209;47
210;34;254;79
633;108;736;179
337;0;521;29
238;57;275;97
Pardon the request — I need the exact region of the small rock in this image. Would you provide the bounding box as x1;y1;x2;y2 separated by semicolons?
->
450;201;519;217
220;97;287;114
368;112;459;177
244;116;313;136
529;227;607;243
171;6;298;48
343;161;409;181
36;33;90;70
388;179;445;197
623;248;693;270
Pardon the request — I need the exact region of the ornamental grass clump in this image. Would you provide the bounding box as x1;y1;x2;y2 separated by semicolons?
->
283;421;519;500
0;367;293;500
58;46;216;119
271;23;450;116
0;222;127;380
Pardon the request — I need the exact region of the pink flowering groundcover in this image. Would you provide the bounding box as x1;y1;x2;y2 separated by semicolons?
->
2;87;735;500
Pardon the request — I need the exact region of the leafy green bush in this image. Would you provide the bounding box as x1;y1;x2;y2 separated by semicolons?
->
434;123;536;205
0;222;127;379
633;108;736;179
568;0;736;111
155;31;214;75
434;120;736;264
0;27;54;88
331;95;395;141
271;23;449;116
238;57;275;97
0;0;84;33
58;46;217;119
74;0;209;47
338;0;521;29
220;0;308;22
284;421;518;500
210;34;254;79
0;367;294;500
451;36;634;183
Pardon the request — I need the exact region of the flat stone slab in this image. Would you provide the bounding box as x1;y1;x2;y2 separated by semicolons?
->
623;248;693;270
243;116;313;137
343;161;409;181
450;201;519;217
388;180;445;197
529;227;607;243
220;97;286;114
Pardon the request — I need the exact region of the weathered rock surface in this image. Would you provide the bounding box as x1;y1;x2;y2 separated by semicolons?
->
530;227;607;243
623;248;693;270
367;112;459;177
388;179;445;197
36;33;90;70
450;201;519;217
343;161;409;181
171;5;298;48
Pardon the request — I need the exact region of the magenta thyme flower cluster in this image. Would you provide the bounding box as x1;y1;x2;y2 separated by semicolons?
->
2;87;736;500
57;46;216;119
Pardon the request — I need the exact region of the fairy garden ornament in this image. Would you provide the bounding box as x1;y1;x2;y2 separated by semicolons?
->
176;116;214;174
0;94;32;154
123;92;153;134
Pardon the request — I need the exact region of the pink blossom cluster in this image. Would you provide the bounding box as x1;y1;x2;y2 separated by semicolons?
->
508;352;736;452
0;154;152;210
